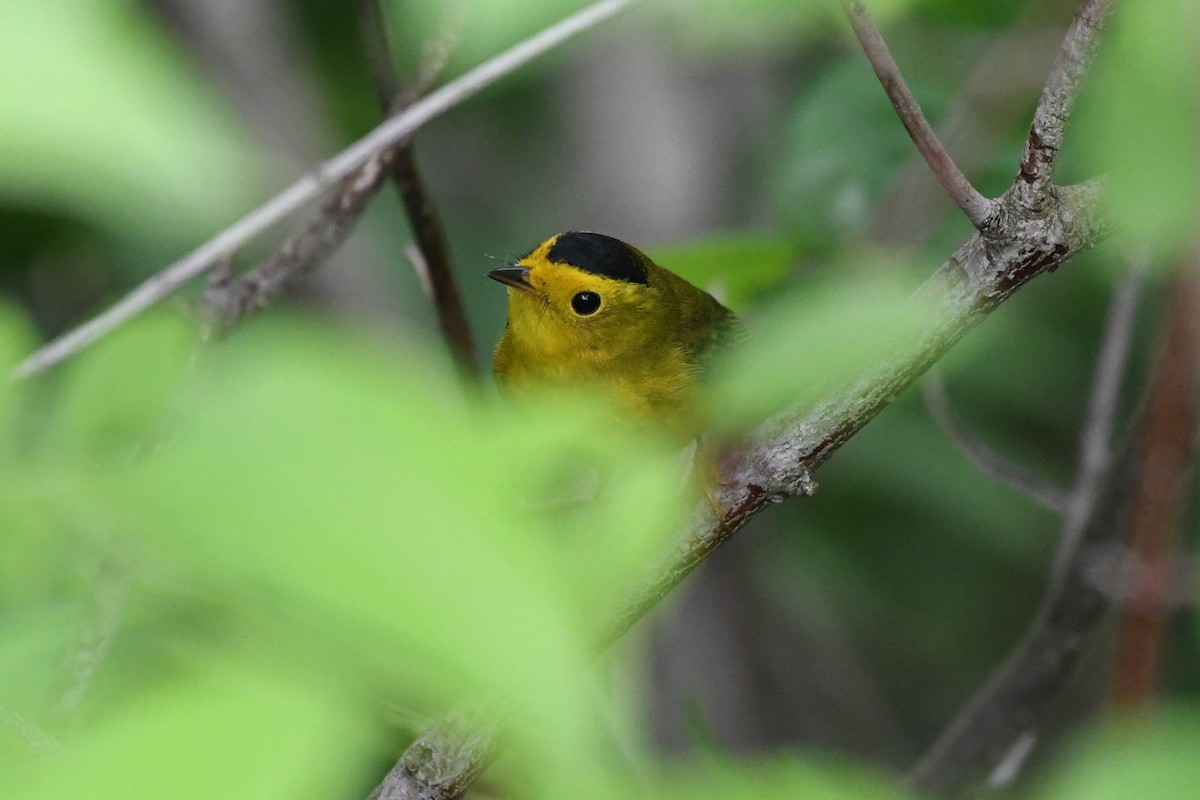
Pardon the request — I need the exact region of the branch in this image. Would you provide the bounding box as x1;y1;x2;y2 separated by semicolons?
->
921;372;1069;515
1011;0;1118;212
368;706;499;800
921;263;1140;518
866;24;1064;246
12;0;639;379
360;0;479;378
1051;263;1144;581
840;0;996;230
908;266;1194;796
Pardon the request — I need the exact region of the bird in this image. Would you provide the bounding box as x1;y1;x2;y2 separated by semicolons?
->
488;231;740;504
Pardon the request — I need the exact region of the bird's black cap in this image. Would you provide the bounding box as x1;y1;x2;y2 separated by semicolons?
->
546;232;648;285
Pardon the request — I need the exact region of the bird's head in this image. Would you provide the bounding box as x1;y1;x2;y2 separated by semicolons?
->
488;231;658;357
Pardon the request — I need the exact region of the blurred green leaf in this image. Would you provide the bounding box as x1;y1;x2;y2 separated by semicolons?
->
6;663;372;800
0;304;36;442
1074;0;1200;254
1036;708;1200;800
0;0;263;242
65;316;685;772
46;310;196;464
772;58;946;248
705;264;930;430
652;233;796;310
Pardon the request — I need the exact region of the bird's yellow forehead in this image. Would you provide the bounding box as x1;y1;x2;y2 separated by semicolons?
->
516;249;635;307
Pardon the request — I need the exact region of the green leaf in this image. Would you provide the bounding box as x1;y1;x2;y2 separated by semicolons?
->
1074;0;1200;254
1036;708;1200;800
0;0;263;242
6;663;373;800
89;317;683;767
47;310;196;464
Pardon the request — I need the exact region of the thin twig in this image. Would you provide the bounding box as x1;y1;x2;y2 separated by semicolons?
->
910;259;1144;792
360;0;479;378
910;261;1145;793
1051;263;1144;583
921;372;1069;515
1012;0;1118;212
866;25;1064;246
13;0;639;379
840;0;995;230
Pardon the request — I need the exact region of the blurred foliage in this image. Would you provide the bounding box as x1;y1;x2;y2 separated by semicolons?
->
650;233;796;310
1;0;1198;798
1073;0;1200;257
0;1;264;244
773;57;936;248
1034;709;1200;799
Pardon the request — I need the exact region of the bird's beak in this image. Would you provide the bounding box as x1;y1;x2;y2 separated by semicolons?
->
487;266;534;292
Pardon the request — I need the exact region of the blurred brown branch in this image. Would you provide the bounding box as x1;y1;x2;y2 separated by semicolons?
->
1110;270;1200;708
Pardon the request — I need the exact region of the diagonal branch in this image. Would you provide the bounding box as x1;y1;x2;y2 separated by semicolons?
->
203;144;400;327
1051;263;1144;582
1012;0;1119;212
12;0;640;379
203;6;459;336
840;0;996;230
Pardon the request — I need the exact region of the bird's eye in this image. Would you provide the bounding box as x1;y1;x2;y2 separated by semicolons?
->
571;291;601;316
